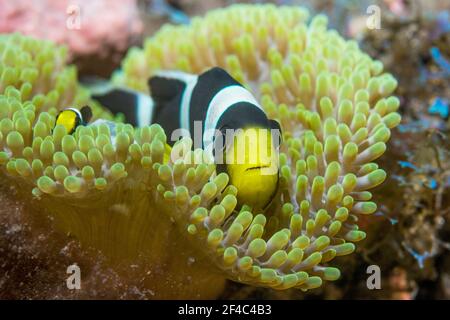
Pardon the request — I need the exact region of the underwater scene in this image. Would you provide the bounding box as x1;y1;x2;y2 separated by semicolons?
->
0;0;449;301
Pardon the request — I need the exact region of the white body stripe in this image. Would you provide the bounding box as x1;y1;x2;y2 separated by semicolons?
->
154;70;198;131
202;85;262;152
137;94;154;127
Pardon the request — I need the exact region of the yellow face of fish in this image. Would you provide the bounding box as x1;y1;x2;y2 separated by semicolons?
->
225;128;280;211
55;109;80;134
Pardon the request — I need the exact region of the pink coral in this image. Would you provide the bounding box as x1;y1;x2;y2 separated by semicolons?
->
0;0;143;57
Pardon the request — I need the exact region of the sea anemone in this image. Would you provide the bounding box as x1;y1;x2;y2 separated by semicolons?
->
0;4;401;299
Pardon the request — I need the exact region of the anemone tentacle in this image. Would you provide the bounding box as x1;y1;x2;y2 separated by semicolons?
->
117;4;401;291
0;4;401;297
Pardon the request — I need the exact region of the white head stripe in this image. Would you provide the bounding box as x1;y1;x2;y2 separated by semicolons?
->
203;85;262;152
154;70;198;131
137;94;154;127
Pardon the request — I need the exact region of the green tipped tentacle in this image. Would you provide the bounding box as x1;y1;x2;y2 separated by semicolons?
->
0;4;401;298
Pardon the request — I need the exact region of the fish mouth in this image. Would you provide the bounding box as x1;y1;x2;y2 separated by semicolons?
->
245;165;269;172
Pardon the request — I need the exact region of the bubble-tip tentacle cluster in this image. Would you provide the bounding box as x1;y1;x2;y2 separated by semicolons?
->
118;4;401;291
0;4;401;296
0;34;111;121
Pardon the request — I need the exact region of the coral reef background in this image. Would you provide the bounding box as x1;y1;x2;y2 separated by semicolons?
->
0;0;143;77
0;0;449;299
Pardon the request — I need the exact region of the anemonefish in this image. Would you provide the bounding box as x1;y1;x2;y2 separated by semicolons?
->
55;106;92;134
89;67;282;211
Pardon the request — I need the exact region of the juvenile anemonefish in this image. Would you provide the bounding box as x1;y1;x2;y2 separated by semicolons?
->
55;106;92;134
89;67;282;211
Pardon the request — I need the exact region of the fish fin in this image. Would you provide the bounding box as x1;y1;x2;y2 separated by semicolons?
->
199;67;239;85
80;105;93;124
148;75;186;104
148;75;188;134
151;95;183;145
